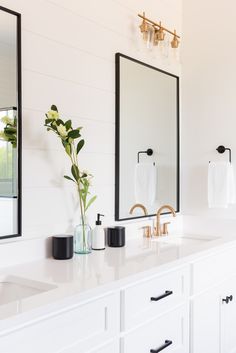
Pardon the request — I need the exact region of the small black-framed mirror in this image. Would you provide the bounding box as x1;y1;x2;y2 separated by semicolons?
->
0;6;22;238
115;53;179;221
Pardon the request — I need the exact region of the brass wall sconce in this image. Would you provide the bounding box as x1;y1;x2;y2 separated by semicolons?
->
138;12;180;49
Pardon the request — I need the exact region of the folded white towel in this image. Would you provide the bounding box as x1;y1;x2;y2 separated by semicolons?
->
208;161;236;208
228;164;235;204
134;163;157;208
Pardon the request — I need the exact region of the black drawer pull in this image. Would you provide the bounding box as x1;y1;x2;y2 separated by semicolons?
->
151;291;173;302
150;340;173;353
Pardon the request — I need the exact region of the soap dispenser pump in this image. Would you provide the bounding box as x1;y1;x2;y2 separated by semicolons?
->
92;214;105;250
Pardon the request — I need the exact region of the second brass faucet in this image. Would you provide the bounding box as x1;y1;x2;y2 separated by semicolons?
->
129;203;151;238
154;204;176;236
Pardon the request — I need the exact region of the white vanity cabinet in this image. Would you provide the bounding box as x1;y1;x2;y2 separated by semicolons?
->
2;241;236;353
190;246;236;353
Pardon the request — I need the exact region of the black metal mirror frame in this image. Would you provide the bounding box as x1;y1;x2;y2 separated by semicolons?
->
0;6;22;239
115;53;180;221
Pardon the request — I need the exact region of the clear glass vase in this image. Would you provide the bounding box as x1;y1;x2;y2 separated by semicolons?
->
74;216;92;254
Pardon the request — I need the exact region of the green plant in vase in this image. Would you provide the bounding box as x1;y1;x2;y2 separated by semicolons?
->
44;105;96;254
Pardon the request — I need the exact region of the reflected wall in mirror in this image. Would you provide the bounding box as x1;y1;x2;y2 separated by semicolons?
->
115;53;179;221
0;6;21;238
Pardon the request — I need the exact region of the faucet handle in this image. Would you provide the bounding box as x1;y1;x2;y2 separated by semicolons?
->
162;222;170;235
142;225;152;238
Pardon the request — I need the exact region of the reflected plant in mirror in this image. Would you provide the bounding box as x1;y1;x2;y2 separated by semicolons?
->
115;53;179;221
0;6;21;239
44;105;97;254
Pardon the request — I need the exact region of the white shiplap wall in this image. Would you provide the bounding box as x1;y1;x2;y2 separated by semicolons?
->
0;0;182;238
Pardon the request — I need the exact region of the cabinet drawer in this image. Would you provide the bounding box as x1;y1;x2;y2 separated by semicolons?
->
0;292;119;353
121;266;189;330
61;339;120;353
191;247;236;294
121;305;189;353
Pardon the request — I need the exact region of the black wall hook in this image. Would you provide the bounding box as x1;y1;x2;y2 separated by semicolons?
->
216;145;232;163
137;148;153;163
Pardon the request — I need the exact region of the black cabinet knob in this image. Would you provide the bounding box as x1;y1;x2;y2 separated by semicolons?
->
222;295;233;304
227;295;233;302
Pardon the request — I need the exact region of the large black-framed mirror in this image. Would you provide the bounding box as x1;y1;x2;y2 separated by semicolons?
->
115;53;179;221
0;6;21;238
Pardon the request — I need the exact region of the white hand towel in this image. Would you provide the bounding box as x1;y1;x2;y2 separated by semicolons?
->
208;161;236;208
228;164;236;204
134;163;157;208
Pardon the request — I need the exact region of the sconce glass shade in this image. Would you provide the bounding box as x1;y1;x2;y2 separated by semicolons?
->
157;27;165;41
171;35;179;48
139;18;149;33
153;28;159;46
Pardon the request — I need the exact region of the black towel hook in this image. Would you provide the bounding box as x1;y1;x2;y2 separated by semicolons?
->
216;145;232;163
137;148;153;163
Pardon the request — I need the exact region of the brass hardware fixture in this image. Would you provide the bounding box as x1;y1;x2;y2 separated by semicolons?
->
129;203;148;216
138;12;180;49
129;203;152;238
154;205;176;236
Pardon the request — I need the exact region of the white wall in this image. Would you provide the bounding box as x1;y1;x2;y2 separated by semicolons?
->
182;0;236;219
0;0;182;239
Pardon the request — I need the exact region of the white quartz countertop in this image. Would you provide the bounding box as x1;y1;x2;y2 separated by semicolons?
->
0;232;236;331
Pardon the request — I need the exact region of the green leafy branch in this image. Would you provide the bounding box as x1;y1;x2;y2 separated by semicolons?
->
44;105;97;222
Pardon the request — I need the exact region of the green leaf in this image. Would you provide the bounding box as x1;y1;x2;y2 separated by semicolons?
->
85;195;97;212
76;139;85;154
4;127;16;134
51;105;58;112
68;130;81;139
65;120;72;131
56;119;64;126
64;175;75;183
45;118;53;125
71;164;79;181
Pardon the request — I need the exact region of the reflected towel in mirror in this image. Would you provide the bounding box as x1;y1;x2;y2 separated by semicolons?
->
208;161;235;208
134;162;157;208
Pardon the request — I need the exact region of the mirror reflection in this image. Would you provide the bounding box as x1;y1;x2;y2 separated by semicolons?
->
115;53;179;220
0;7;21;238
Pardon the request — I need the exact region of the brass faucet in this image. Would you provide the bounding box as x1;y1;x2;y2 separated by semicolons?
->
154;204;176;236
129;203;148;216
129;203;151;238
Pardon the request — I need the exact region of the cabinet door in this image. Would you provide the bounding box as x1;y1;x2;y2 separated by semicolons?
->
221;278;236;353
0;293;119;353
191;287;221;353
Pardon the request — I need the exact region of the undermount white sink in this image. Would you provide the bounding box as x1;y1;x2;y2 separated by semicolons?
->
151;234;220;246
0;275;56;305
